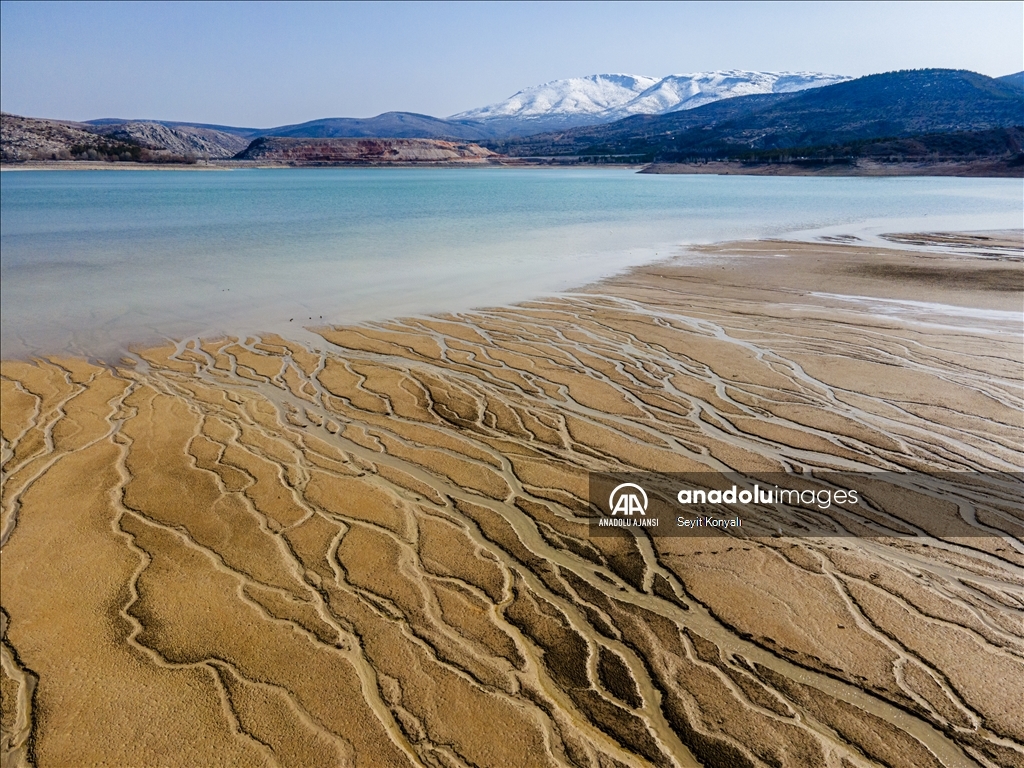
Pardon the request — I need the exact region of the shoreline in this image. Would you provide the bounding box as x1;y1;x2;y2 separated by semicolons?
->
2;232;1022;766
0;160;645;171
4;157;1022;177
3;226;1020;366
641;158;1024;178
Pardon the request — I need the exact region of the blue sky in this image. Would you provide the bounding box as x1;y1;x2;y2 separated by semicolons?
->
1;1;1021;126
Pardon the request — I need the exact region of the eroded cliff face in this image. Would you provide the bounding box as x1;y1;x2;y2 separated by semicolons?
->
235;136;500;164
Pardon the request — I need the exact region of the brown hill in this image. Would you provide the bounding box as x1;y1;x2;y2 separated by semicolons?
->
235;136;499;165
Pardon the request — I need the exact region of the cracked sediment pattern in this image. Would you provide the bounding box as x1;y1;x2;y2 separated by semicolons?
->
2;234;1022;768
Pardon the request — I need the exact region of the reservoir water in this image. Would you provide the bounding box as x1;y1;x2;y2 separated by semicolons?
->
1;168;1020;358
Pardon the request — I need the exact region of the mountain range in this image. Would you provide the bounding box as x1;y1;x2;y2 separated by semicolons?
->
447;71;849;134
2;68;1022;170
79;70;850;145
487;69;1024;160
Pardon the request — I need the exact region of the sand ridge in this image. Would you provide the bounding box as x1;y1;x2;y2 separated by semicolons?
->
2;234;1022;767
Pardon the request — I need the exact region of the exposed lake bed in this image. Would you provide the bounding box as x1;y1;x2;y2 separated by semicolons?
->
2;168;1022;767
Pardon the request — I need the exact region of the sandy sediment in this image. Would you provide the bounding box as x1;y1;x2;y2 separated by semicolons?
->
2;233;1022;768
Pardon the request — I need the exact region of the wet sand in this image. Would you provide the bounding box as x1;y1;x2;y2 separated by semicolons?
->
2;233;1022;768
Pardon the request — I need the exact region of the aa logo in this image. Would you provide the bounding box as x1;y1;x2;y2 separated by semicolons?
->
608;483;648;516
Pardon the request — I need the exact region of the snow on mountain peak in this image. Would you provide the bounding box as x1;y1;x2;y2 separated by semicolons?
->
451;70;850;124
452;74;660;121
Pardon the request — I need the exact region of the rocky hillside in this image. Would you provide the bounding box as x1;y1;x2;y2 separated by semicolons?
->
234;137;499;164
1;113;137;161
1;112;244;162
91;121;248;158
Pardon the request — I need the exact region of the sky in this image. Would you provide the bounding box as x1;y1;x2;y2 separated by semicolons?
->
1;1;1021;127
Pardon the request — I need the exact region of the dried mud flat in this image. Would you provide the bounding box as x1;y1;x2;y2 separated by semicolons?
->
2;233;1022;768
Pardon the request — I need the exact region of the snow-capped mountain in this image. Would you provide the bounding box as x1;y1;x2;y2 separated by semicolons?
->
604;71;851;118
450;71;850;131
452;74;661;121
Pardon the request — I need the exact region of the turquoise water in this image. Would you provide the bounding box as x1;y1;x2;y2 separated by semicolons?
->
1;168;1021;357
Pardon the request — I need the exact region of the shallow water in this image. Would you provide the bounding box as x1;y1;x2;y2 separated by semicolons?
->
1;167;1020;358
